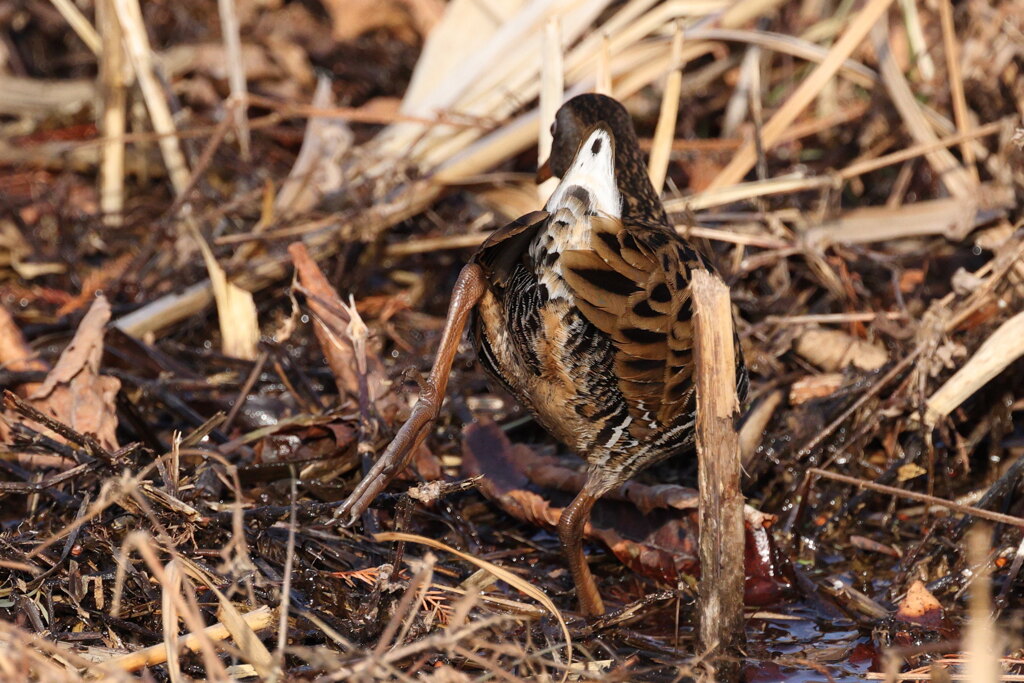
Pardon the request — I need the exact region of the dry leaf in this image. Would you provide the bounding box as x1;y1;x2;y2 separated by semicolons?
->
790;373;845;405
895;580;947;630
794;327;889;372
25;295;120;451
896;463;926;482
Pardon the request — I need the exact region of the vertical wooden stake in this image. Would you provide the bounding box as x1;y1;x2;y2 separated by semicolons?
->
691;269;745;678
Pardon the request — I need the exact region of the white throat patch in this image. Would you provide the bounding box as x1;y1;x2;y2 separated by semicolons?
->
544;127;621;219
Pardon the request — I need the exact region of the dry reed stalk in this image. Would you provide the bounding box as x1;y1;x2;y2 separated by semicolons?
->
217;0;250;159
47;0;102;55
195;230;260;360
648;22;684;192
937;0;977;183
114;0;260;358
161;559;185;682
668;173;833;212
897;0;934;80
706;0;897;190
837;120;1005;181
689;27;878;87
104;606;275;672
111;0;190;194
721;38;760;138
871;19;974;201
691;270;745;666
804;185;1014;247
596;32;613;95
965;527;1000;683
538;16;564;200
97;0;126;228
924;311;1024;427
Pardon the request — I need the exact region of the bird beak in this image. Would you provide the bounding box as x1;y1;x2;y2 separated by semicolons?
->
536;157;553;183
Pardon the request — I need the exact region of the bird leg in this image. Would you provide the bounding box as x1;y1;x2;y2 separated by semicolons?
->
558;487;605;617
335;263;486;526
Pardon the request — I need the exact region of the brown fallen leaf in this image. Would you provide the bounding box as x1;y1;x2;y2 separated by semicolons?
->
0;302;49;390
21;295;120;453
461;420;788;605
896;580;946;629
289;242;390;404
876;579;959;659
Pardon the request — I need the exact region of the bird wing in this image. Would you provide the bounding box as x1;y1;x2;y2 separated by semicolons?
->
473;210;550;286
560;216;708;426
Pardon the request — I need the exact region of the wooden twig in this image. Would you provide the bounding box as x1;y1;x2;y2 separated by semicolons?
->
804;468;1024;529
690;270;745;673
3;391;112;463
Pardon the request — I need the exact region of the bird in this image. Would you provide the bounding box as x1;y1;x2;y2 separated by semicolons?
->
336;93;747;617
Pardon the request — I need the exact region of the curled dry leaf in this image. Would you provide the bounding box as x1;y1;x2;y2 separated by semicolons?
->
23;295;120;452
460;420;787;605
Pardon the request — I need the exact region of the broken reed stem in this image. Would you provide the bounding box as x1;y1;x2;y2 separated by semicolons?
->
691;269;745;670
105;605;275;672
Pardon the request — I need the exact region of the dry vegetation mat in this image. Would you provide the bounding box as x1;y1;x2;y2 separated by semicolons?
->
1;0;1024;680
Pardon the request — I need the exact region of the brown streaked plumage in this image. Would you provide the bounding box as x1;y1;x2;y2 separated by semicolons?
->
337;93;747;617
